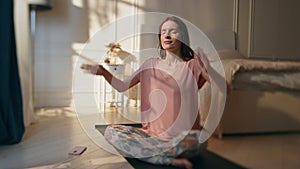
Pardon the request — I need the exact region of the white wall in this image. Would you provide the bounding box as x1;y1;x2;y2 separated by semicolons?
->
34;0;234;107
34;0;89;107
139;0;235;51
14;0;35;126
142;0;234;31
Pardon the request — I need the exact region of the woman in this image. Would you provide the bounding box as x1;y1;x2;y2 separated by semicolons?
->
81;16;211;169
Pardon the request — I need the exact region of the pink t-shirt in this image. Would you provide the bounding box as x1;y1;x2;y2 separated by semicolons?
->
136;58;205;140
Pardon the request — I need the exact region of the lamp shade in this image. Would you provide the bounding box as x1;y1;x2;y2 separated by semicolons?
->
29;0;52;10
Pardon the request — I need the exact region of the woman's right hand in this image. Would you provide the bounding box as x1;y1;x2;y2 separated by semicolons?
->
80;64;103;75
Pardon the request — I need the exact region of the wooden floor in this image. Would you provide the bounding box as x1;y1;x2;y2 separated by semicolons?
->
0;107;300;169
0;107;133;169
208;133;300;169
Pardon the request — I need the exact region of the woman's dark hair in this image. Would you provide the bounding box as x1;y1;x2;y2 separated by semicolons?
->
158;16;194;61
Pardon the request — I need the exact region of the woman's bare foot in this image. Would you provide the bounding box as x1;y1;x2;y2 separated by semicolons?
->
171;158;193;169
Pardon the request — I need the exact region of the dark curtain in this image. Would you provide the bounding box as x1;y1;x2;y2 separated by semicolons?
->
0;0;25;144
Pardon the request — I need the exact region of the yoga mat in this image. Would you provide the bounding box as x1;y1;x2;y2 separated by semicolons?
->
95;124;246;169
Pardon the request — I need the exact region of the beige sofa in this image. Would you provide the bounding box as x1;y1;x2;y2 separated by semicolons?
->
199;31;300;137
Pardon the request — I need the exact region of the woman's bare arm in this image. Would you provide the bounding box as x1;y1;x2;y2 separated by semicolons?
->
195;48;226;93
80;64;140;92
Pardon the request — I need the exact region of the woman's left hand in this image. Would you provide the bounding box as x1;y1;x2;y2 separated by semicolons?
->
195;48;211;82
195;48;210;69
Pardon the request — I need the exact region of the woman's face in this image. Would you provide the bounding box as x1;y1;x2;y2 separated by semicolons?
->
160;20;181;53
